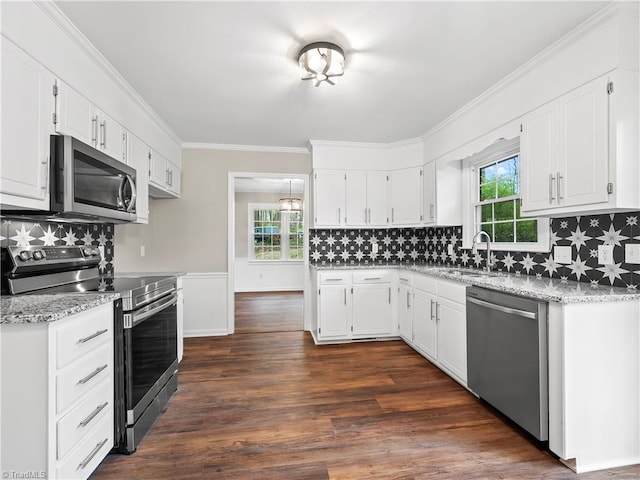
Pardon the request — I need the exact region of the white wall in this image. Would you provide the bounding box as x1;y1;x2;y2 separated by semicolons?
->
182;274;228;337
234;259;304;292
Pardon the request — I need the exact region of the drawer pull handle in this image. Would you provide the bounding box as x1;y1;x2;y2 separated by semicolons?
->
364;277;381;281
78;438;109;470
399;277;409;282
78;402;109;428
325;278;343;282
78;364;108;385
77;329;108;344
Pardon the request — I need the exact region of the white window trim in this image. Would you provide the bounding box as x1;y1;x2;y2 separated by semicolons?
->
462;137;550;253
248;203;304;263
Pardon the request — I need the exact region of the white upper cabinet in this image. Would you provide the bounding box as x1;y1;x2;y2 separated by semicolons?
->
127;134;150;224
345;171;389;227
149;148;181;198
54;80;128;163
313;170;346;227
423;160;462;226
520;74;613;215
0;37;53;210
390;166;422;225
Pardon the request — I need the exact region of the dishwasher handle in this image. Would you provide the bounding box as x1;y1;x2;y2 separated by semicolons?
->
467;296;537;319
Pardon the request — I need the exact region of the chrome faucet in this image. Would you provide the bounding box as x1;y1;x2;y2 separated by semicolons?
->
471;231;494;272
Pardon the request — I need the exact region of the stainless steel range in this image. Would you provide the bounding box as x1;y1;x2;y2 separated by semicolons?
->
1;245;178;454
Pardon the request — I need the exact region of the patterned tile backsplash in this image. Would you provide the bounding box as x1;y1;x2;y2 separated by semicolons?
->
310;211;640;289
0;217;115;275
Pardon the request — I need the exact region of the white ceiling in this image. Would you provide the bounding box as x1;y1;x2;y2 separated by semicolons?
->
55;1;607;150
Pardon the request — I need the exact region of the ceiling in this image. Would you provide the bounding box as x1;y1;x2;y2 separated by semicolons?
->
55;1;607;150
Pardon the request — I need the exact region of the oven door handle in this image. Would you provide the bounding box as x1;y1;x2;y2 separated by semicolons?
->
131;292;178;328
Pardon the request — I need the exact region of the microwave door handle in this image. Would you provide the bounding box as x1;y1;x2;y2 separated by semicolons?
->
125;174;137;212
117;175;126;210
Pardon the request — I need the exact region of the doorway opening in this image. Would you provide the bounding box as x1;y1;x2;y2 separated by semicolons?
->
227;173;310;335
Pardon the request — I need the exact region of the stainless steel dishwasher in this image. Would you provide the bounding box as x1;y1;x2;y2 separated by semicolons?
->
466;286;548;441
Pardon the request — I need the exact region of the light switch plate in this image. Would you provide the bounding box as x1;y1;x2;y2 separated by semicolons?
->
625;243;640;264
371;242;379;254
554;246;572;264
447;244;454;255
598;244;614;265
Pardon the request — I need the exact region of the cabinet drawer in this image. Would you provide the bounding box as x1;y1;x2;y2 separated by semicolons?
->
413;274;437;294
56;303;112;369
319;272;348;284
57;379;112;459
437;279;467;304
57;344;112;414
352;271;391;284
56;414;113;480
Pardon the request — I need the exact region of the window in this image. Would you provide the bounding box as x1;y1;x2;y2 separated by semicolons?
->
463;136;549;252
249;204;303;261
476;154;538;243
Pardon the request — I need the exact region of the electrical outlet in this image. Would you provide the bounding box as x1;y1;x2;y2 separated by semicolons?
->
371;243;379;254
554;246;572;264
97;245;105;260
447;244;454;255
625;243;640;264
598;244;614;265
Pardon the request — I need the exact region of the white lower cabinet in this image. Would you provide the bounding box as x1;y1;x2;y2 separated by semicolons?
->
0;302;115;480
315;270;393;342
403;274;467;386
397;276;413;342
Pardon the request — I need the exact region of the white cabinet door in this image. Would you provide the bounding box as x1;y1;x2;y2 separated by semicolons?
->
314;170;345;227
345;171;367;226
390;166;422;225
149;148;167;187
423;161;436;225
352;284;393;337
413;288;437;361
0;38;52;208
167;161;181;196
97;109;126;163
55;81;95;147
127;134;149;224
397;284;413;342
436;297;467;384
520;102;557;212
318;285;350;339
367;171;389;226
557;76;608;208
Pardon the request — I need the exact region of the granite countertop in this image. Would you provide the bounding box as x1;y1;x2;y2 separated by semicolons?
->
0;293;120;324
311;263;640;304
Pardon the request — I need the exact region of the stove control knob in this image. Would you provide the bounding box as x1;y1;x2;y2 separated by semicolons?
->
32;250;46;261
18;250;31;262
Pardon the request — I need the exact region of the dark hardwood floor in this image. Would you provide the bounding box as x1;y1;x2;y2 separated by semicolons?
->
234;291;303;334
91;331;640;479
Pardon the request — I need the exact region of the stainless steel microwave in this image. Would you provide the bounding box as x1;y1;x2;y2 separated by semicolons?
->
49;135;137;222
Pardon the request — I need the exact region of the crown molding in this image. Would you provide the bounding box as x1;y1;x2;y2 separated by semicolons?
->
420;1;620;143
309;136;423;150
182;142;310;155
35;1;182;145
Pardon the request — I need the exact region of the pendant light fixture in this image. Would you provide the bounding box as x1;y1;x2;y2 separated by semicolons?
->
279;180;302;212
298;41;345;87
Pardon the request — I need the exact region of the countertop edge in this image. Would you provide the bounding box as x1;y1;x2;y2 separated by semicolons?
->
1;293;121;324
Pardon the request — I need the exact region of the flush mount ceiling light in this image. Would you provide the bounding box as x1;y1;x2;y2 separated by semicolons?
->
279;180;302;212
298;42;345;87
